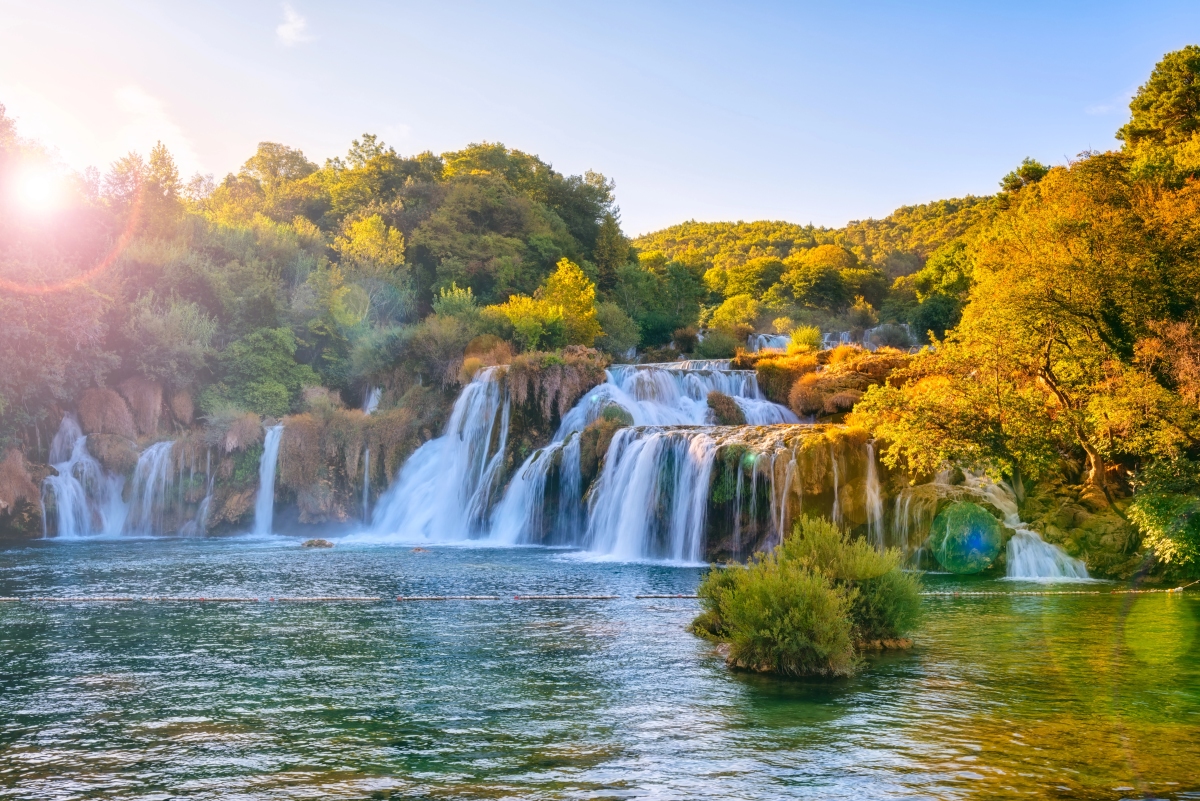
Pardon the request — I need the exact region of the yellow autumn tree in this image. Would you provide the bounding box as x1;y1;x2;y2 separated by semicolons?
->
542;258;601;346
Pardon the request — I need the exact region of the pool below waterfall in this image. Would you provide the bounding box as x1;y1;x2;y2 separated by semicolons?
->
1;537;1197;800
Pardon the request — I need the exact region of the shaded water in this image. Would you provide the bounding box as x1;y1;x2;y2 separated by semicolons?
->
1;539;1197;800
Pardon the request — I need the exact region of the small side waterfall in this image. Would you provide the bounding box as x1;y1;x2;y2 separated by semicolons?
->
252;425;284;536
361;385;380;523
959;474;1089;580
125;441;175;536
181;449;213;536
865;442;884;550
369;368;510;541
39;415;127;538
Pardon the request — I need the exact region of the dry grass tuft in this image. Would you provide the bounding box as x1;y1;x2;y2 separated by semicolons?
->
86;434;140;475
78;389;136;439
753;352;818;405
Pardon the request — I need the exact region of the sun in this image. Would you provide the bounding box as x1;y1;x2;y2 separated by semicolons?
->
12;167;62;212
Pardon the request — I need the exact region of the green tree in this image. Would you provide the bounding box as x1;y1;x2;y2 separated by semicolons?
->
1118;45;1200;147
542;258;601;346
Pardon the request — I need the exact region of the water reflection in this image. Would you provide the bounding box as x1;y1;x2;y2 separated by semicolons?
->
0;539;1196;799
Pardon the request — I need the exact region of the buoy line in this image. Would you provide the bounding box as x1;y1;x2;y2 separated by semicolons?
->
1;588;1193;604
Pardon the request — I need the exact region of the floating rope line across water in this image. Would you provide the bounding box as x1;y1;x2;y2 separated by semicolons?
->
1;589;1195;604
397;595;503;601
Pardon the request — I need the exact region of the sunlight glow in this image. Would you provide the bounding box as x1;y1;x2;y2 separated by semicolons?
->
13;167;62;213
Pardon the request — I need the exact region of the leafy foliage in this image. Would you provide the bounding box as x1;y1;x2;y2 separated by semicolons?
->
694;516;921;677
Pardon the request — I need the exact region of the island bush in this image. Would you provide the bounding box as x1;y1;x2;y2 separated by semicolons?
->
693;516;922;677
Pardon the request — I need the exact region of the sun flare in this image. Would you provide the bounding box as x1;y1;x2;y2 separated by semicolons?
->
12;167;61;212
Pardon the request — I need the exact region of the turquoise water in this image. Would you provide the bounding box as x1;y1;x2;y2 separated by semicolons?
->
1;538;1198;800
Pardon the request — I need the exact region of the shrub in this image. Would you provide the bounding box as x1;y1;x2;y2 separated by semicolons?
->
779;516;922;642
1128;456;1200;570
672;326;699;354
866;324;914;350
594;301;641;356
695;329;740;359
697;555;857;677
693;516;922;677
754;352;818;405
789;325;823;352
707;391;746;425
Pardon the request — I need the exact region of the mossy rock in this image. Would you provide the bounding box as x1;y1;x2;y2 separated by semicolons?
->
929;501;1004;574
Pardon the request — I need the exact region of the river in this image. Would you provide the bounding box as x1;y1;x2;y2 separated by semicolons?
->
1;537;1197;799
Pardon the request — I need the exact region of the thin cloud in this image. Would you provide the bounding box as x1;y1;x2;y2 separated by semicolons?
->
1086;88;1135;116
277;4;313;46
115;85;201;175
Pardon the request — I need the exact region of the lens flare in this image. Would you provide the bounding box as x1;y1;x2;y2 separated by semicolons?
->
13;167;61;212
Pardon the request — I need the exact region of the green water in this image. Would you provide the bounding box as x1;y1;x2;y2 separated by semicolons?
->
0;538;1197;800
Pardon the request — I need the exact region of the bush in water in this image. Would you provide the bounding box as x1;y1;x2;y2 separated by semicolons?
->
706;391;746;426
693;516;922;676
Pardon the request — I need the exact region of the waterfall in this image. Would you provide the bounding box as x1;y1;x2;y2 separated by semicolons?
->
362;386;381;414
489;360;798;549
865;442;885;550
368;368;510;541
252;425;284;536
747;333;789;352
585;428;718;563
830;444;842;528
39;415;127;538
361;386;380;523
181;448;213;536
959;474;1089;580
125;441;175;536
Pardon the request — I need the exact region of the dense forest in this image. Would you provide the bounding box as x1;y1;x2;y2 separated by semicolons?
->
3;46;1200;575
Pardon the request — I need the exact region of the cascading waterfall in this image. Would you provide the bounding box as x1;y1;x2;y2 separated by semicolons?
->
125;441;175;536
584;427;718;563
252;425;284;536
747;333;790;352
361;385;381;522
959;473;1089;580
865;442;884;550
368;368;510;541
40;415;127;538
489;361;799;549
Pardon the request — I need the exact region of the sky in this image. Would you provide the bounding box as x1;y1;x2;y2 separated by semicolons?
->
1;0;1198;235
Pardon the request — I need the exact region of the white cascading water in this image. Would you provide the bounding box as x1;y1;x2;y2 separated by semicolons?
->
865;441;885;550
960;473;1089;580
40;415;127;538
489;361;798;551
252;425;284;536
585;427;718;563
747;333;790;352
125;441;175;536
368;368;510;541
361;385;381;522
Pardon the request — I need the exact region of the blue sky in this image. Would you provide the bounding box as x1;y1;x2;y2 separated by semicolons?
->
1;1;1197;234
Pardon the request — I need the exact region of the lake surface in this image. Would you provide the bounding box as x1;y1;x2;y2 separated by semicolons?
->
1;537;1198;800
